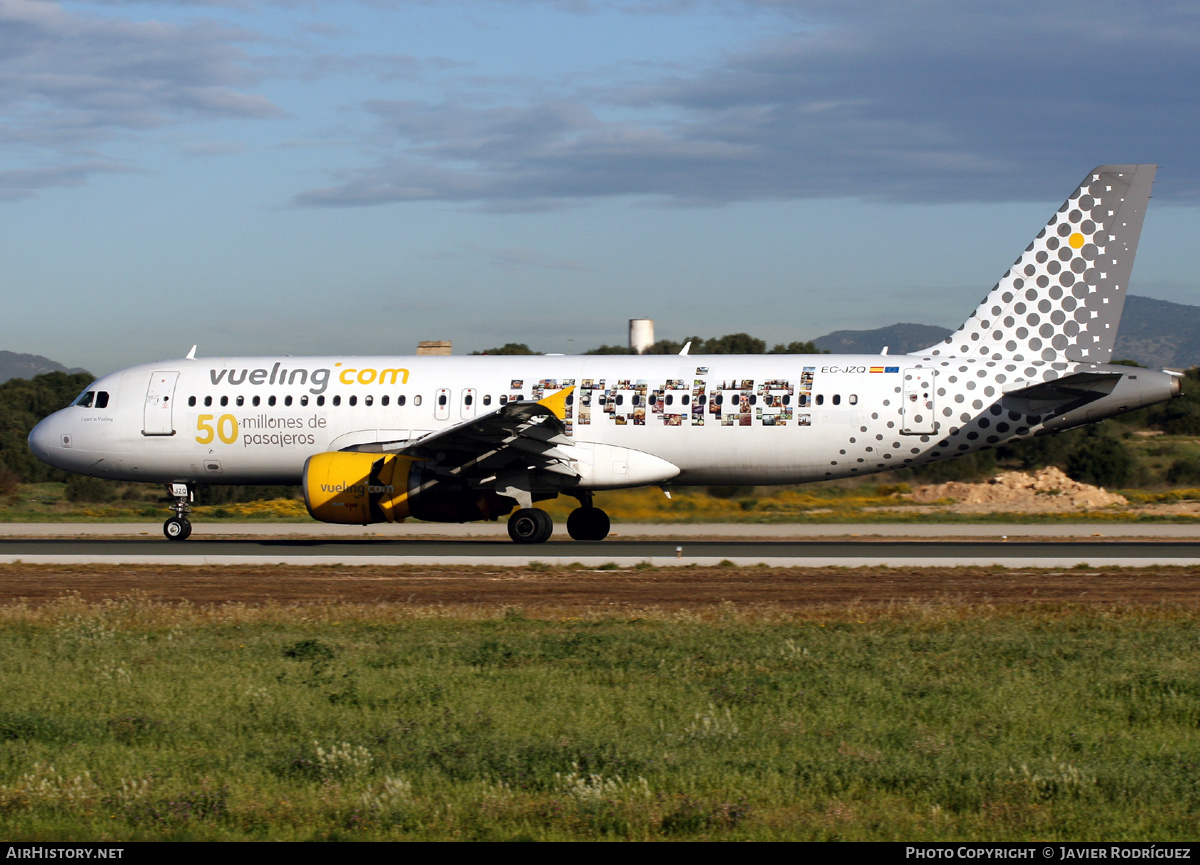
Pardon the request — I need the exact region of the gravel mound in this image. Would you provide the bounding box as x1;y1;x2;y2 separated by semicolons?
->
907;467;1127;512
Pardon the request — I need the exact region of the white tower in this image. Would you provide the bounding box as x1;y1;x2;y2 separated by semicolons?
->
629;319;655;355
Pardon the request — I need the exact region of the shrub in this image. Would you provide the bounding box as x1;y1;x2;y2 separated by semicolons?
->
64;476;117;503
1167;456;1200;486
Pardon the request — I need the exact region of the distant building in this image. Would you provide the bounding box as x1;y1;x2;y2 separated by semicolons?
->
417;340;452;356
629;319;654;355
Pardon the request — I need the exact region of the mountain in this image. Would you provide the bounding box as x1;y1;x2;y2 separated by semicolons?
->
811;295;1200;369
1112;295;1200;369
813;323;952;356
0;351;89;385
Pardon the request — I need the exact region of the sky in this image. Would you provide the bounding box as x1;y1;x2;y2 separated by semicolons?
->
3;0;1200;374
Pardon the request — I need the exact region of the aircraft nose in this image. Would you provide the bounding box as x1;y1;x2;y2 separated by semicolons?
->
28;413;68;463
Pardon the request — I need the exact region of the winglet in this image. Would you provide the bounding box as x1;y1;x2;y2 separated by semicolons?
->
678;341;691;356
537;385;575;421
186;345;197;360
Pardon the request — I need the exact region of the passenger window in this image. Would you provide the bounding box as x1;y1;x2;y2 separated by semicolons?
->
332;395;341;407
716;394;723;406
188;396;197;407
96;392;109;409
783;395;791;406
464;394;473;406
483;395;492;406
616;395;624;406
285;395;293;407
380;396;388;406
268;395;276;407
398;395;406;406
204;396;213;407
236;396;244;407
301;395;309;407
832;394;841;406
220;395;228;407
349;395;357;407
500;395;507;405
317;396;325;407
365;395;373;407
566;393;573;405
849;394;858;405
438;394;447;407
816;394;824;406
252;396;261;407
665;394;673;406
682;395;690;406
414;395;422;406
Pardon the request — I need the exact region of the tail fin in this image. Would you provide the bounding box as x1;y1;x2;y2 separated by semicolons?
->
917;164;1156;364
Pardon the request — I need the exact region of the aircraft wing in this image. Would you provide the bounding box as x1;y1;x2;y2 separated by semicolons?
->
341;386;580;484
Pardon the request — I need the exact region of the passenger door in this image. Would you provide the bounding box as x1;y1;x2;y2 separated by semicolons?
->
900;369;937;435
143;370;179;436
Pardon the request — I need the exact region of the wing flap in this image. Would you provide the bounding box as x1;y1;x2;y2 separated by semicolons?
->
350;387;582;487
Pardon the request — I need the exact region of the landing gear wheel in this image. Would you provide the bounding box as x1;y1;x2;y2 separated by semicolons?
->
567;506;610;541
163;516;192;541
507;508;554;544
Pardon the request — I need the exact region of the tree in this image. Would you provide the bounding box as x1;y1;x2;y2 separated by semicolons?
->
1064;427;1134;488
700;333;766;354
470;343;541;356
769;340;825;354
0;371;94;482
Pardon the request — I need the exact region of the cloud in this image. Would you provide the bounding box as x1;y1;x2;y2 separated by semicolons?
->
292;0;1200;208
0;160;131;201
0;0;281;195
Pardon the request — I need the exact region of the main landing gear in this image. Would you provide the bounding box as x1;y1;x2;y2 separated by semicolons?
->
507;508;554;544
566;506;610;542
505;499;611;544
163;482;194;541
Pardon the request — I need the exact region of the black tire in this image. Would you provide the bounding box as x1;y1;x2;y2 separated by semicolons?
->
163;516;192;541
567;506;610;541
507;508;553;544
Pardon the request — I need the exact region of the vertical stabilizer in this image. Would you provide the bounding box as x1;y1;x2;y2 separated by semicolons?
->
916;164;1156;363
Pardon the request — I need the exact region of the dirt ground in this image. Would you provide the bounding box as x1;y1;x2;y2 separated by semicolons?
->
2;563;1200;609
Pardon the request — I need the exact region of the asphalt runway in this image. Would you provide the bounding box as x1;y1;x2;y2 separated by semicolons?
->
4;533;1200;567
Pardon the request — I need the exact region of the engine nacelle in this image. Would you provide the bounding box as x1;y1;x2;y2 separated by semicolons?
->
302;451;515;525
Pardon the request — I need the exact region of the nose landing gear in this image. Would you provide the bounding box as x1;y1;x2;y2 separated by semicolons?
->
163;482;194;541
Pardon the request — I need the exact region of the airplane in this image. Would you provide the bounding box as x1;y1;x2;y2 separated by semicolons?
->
28;164;1181;543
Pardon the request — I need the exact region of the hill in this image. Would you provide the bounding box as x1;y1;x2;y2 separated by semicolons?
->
811;294;1200;368
0;351;88;385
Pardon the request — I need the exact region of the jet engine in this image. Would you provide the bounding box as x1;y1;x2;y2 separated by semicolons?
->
302;451;515;525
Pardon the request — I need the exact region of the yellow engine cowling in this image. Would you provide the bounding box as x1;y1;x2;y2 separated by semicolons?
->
302;451;515;525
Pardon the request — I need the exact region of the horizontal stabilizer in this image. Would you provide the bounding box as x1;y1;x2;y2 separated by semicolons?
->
1002;371;1122;401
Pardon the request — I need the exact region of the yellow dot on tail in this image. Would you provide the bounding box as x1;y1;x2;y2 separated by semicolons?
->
1069;232;1085;249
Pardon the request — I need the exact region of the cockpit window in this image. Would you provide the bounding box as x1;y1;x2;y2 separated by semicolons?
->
74;389;110;409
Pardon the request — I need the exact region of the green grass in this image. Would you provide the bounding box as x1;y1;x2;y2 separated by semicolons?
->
5;480;1200;524
2;596;1200;839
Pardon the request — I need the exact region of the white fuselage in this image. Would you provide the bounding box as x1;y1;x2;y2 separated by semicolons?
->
27;352;1175;490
